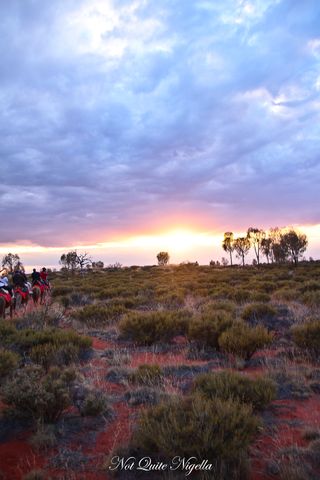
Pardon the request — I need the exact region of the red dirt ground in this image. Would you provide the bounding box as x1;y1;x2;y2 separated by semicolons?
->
1;305;320;479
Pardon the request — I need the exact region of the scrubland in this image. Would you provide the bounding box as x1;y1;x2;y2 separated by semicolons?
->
1;262;320;479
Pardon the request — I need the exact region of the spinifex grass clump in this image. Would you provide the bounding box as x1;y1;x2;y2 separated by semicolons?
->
229;288;252;304
0;325;92;370
0;349;20;379
129;364;163;387
193;370;276;411
241;303;276;323
130;395;259;479
119;310;191;345
292;321;320;355
300;291;320;309
188;311;234;348
2;366;76;423
72;303;127;326
219;322;273;360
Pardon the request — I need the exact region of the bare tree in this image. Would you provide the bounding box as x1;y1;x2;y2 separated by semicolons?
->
222;232;235;266
76;252;92;271
234;237;251;266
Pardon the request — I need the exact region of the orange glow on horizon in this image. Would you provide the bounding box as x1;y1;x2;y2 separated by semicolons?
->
0;224;320;258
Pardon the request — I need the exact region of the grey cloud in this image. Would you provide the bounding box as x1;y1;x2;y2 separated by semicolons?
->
1;0;320;247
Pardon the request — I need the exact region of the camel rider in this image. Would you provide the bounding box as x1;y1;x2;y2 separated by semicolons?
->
13;269;29;292
0;273;14;298
40;267;50;289
31;268;42;286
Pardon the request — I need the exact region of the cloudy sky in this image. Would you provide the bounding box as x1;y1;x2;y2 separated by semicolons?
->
1;0;320;267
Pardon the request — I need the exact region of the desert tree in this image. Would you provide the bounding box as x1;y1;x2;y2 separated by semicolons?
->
261;237;273;264
233;236;251;266
157;252;170;266
76;252;92;271
280;229;308;265
222;232;235;266
247;228;265;265
59;251;78;272
92;260;104;269
1;253;23;273
268;227;286;263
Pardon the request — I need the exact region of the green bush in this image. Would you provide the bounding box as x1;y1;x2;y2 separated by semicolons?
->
131;395;259;478
79;390;111;417
251;292;271;303
30;343;80;370
229;289;252;304
193;371;276;410
299;281;320;294
0;321;17;344
219;322;273;360
119;310;190;345
273;288;298;302
13;328;92;352
241;303;276;322
0;349;20;378
188;311;234;348
292;321;320;354
129;364;163;387
2;366;76;423
301;292;320;308
51;286;73;297
72;303;126;326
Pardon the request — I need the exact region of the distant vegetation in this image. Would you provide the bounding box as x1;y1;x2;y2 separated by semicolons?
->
222;226;308;266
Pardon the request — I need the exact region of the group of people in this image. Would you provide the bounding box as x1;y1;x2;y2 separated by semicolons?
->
0;267;50;299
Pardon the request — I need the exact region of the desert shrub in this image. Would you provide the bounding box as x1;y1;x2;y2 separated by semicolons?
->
219;322;273;360
251;292;271;303
2;366;76;423
72;304;126;326
241;303;276;323
131;395;259;478
292;321;320;354
79;390;111;417
51;286;73;297
273;288;298;302
193;371;276;410
156;292;185;309
0;349;20;378
270;370;312;400
256;281;277;293
301;291;320;308
104;348;131;366
202;300;236;315
30;342;80;370
188;311;234;348
29;425;57;451
229;289;252;304
0;321;17;344
119;310;190;345
14;328;92;352
129;364;163;387
299;281;320;294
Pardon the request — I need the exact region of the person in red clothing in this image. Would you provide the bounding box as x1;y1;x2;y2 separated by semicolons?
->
40;267;50;288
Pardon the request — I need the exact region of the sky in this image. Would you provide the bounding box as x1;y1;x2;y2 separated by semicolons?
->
0;0;320;268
